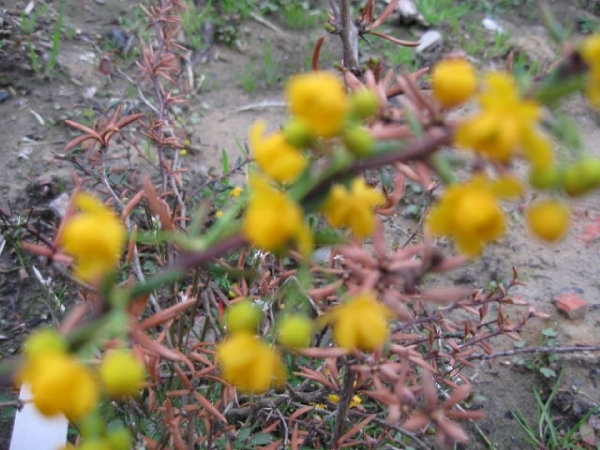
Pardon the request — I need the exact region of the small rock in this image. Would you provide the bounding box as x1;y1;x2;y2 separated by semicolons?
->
94;0;105;5
553;292;588;320
396;0;429;27
416;30;443;54
49;192;70;218
0;90;10;103
580;422;596;447
311;247;332;265
18;147;33;160
104;28;132;53
589;415;600;431
482;17;505;34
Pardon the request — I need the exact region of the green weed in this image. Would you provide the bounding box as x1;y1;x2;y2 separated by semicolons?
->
181;0;216;51
235;63;258;93
511;369;600;449
416;0;471;25
283;5;322;30
262;42;281;87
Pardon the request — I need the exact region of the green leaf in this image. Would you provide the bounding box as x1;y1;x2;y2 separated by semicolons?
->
0;406;16;419
541;328;558;338
513;340;526;348
249;433;273;446
221;149;229;173
539;367;556;378
314;229;346;247
236;428;251;441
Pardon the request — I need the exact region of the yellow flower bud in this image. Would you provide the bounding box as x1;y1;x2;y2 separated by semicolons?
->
225;299;262;333
431;59;478;108
277;314;314;349
526;200;570;242
100;350;145;398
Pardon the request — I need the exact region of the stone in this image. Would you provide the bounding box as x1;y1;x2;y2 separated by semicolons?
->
553;292;588;320
482;17;505;34
49;192;70;218
416;30;443;55
396;0;429;27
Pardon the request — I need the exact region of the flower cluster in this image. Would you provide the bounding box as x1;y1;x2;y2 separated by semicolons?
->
454;71;552;166
218;299;315;393
61;193;126;283
243;71;385;255
427;57;596;254
20;329;97;421
19;329;145;425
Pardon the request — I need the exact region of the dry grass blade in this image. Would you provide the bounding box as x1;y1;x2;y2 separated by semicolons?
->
312;35;325;71
368;31;420;47
139;298;197;330
192;391;227;423
368;0;399;30
337;414;376;446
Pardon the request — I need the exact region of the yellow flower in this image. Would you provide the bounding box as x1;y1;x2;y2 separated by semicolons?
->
323;292;393;351
320;178;385;238
217;332;286;393
581;34;600;108
61;193;126;283
99;350;145;398
431;59;478;108
286;72;349;138
328;394;362;408
250;120;307;183
455;72;547;163
427;177;509;256
243;176;313;256
230;187;243;198
22;353;98;421
526;200;570;242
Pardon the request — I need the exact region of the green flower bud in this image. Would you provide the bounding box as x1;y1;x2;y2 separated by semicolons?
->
350;89;379;120
277;314;314;349
283;119;312;148
225;299;262;333
342;126;375;157
528;166;561;190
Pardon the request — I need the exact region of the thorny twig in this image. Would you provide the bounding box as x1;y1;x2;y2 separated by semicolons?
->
468;345;600;361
